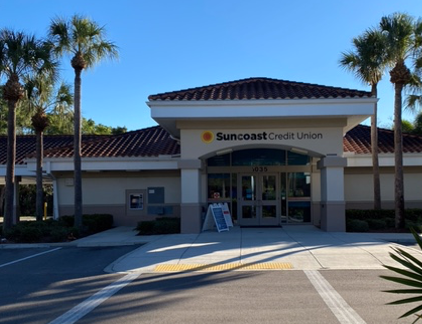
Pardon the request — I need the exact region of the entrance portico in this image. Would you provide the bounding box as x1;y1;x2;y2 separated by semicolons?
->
147;77;376;233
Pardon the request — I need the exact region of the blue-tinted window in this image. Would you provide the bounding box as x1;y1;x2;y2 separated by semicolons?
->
287;151;310;165
232;149;286;166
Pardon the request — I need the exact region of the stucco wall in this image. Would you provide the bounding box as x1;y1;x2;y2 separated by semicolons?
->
344;167;422;208
56;170;181;226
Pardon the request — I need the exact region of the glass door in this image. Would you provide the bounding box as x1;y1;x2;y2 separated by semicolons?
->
238;173;279;226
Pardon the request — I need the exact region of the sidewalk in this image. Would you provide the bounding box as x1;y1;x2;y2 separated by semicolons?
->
95;225;420;273
1;225;419;272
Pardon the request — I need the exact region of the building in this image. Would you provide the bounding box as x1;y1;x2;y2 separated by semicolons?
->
1;77;422;233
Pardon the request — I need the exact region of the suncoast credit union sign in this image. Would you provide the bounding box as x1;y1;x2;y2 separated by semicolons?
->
201;130;323;144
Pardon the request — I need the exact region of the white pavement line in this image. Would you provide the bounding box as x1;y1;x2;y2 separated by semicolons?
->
0;247;62;268
304;270;366;324
48;272;140;324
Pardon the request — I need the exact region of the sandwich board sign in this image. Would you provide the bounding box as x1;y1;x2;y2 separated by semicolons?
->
220;203;233;227
202;204;229;232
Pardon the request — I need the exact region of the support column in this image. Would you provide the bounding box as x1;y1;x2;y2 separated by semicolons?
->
179;159;203;233
317;156;347;232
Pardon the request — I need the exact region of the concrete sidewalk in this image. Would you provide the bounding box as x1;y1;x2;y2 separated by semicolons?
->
92;225;421;273
2;225;420;272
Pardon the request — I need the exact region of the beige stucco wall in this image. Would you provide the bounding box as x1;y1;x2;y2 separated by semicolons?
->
345;166;422;208
178;119;347;159
57;171;180;205
55;170;181;226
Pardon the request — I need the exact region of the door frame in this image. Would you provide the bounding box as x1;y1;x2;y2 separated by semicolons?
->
238;173;280;226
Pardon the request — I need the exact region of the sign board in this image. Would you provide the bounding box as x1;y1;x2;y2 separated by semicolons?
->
202;204;229;232
220;203;233;227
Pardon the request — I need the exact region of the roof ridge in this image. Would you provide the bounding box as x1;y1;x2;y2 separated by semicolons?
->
148;77;372;101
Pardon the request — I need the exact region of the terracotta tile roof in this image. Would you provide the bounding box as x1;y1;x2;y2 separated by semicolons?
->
344;124;422;154
148;77;372;101
2;124;422;166
41;126;180;159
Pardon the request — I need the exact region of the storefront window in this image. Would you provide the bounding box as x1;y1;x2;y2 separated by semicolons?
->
207;154;230;166
287;172;311;222
287;151;310;165
233;149;286;166
208;173;231;200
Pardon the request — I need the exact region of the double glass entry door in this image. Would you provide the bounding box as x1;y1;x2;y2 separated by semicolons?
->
238;174;279;226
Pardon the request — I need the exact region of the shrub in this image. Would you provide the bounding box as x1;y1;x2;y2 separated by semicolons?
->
367;218;387;230
136;217;180;235
136;221;155;235
49;227;70;242
19;226;44;243
58;214;114;234
83;214;114;233
346;219;369;232
155;217;180;234
59;215;74;227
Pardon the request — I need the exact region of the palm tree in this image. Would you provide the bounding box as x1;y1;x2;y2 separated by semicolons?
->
380;13;422;229
48;15;118;228
0;29;57;230
340;28;388;210
24;76;73;220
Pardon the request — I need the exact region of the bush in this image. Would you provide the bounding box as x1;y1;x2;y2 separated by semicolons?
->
83;214;114;233
2;214;113;243
49;227;70;242
346;219;369;232
58;214;114;234
136;217;180;235
136;221;156;235
19;226;44;243
367;218;387;230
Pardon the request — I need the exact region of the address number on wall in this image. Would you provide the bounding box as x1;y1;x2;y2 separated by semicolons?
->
252;166;268;172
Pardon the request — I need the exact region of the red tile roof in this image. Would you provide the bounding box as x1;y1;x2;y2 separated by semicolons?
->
148;77;372;101
0;134;104;165
1;125;422;166
40;126;180;160
344;124;422;154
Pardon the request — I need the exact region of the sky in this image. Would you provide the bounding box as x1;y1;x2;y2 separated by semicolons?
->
1;0;422;131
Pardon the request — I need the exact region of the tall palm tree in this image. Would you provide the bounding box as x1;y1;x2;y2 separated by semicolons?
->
24;76;73;220
340;28;388;210
0;29;57;230
380;13;422;229
48;15;118;228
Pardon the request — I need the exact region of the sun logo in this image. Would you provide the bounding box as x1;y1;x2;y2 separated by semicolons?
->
201;131;214;143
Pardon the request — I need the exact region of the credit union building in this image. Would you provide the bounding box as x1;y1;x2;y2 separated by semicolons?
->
2;77;422;233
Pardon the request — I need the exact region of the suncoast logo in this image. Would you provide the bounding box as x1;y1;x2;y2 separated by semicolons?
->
201;130;323;144
201;131;214;143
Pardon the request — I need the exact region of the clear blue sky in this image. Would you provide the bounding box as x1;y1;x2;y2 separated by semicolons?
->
2;0;422;131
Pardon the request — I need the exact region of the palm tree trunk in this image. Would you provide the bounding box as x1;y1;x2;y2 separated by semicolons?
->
74;68;83;228
4;99;17;230
394;83;405;229
35;129;44;221
371;84;381;209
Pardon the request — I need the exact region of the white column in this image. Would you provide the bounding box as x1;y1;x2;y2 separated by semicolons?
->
179;159;203;233
317;156;347;232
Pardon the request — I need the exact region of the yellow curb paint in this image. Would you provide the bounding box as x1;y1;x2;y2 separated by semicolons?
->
154;262;293;272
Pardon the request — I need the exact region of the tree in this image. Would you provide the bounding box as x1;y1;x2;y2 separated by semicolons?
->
380;13;422;229
49;15;118;228
340;28;388;210
24;75;73;220
0;29;57;230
